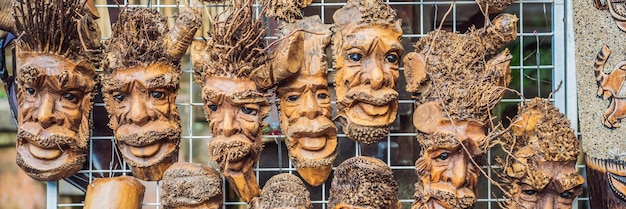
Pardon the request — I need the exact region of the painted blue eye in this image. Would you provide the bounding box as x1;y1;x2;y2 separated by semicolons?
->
348;53;362;62
241;107;257;115
437;152;449;161
287;95;299;102
26;88;35;95
114;94;125;102
559;191;573;198
62;93;79;103
151;91;164;99
317;93;328;99
208;104;218;112
386;54;399;63
523;190;538;195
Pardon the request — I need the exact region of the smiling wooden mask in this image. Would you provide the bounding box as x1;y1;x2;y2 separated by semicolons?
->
102;7;200;181
274;16;337;187
13;0;100;181
498;98;584;209
332;0;403;144
404;14;517;209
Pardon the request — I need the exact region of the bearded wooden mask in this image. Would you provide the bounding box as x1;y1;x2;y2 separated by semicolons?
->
273;16;337;187
102;8;200;181
328;156;401;209
331;0;403;144
499;99;583;209
13;0;100;181
249;173;313;209
403;14;517;209
161;162;223;209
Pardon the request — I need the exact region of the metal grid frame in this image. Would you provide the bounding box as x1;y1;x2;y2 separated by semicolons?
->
44;0;585;208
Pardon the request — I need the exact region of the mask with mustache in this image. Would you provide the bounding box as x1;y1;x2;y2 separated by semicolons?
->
332;0;404;144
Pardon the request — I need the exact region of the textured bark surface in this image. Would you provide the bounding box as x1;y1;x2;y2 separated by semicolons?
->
161;162;223;209
83;176;145;209
332;0;403;144
249;173;312;209
261;0;313;22
275;16;337;187
328;156;401;209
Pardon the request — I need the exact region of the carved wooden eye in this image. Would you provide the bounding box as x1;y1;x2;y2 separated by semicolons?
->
114;94;125;102
522;190;538;196
208;104;218;112
386;53;399;63
559;191;573;198
287;95;299;102
436;152;449;161
348;53;362;62
151;91;164;99
62;93;79;103
26;88;35;95
241;107;257;115
317;93;328;99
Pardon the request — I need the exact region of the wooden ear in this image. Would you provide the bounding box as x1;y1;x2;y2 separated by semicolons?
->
402;52;426;93
412;101;442;134
252;31;305;90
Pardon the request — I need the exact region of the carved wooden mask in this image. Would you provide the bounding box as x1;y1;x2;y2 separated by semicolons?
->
501;98;583;209
328;156;401;209
249;173;313;209
403;14;518;209
332;0;403;144
161;162;223;209
102;8;200;181
192;0;271;202
274;16;337;186
13;0;100;181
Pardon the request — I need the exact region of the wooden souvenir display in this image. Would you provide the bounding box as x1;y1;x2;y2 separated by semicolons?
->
403;14;517;209
327;156;401;209
102;7;200;181
10;0;100;181
83;176;145;209
273;16;337;187
160;162;223;209
249;173;313;209
191;0;301;202
497;98;584;209
595;0;626;31
332;0;404;144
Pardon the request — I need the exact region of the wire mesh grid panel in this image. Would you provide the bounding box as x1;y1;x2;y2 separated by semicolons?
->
44;0;587;208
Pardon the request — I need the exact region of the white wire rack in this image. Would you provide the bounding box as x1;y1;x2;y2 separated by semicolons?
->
45;0;586;208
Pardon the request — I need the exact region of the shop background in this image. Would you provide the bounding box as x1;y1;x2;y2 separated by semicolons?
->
0;0;582;208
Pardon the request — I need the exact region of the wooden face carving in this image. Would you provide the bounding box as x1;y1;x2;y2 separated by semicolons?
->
334;24;403;144
15;53;95;181
507;159;583;209
102;63;181;181
277;32;337;186
594;45;626;128
161;162;223;209
202;76;267;202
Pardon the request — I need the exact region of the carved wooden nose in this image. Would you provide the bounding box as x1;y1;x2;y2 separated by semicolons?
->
37;94;61;128
220;110;239;137
128;99;149;126
304;92;322;119
366;62;385;90
444;155;468;188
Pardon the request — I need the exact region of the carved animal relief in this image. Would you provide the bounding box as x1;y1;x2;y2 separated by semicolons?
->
102;7;201;181
274;16;337;187
328;156;401;209
160;162;223;209
12;0;100;181
498;98;583;209
332;0;404;144
593;44;626;128
595;0;626;31
404;14;517;209
249;173;313;209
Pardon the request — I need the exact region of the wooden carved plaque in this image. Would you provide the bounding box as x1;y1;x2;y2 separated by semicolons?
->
593;44;626;128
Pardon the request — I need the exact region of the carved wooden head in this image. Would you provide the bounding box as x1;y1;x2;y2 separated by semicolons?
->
328;156;400;209
160;162;223;209
500;98;583;209
13;0;100;181
102;8;200;181
249;173;313;209
331;0;403;144
404;14;517;209
274;16;337;186
191;0;269;202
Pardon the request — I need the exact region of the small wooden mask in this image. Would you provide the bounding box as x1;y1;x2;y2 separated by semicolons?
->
191;0;275;202
274;16;337;187
161;162;223;209
249;173;313;209
404;14;517;209
499;98;583;209
328;156;401;209
13;0;100;181
83;176;145;209
102;8;201;181
332;0;403;144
